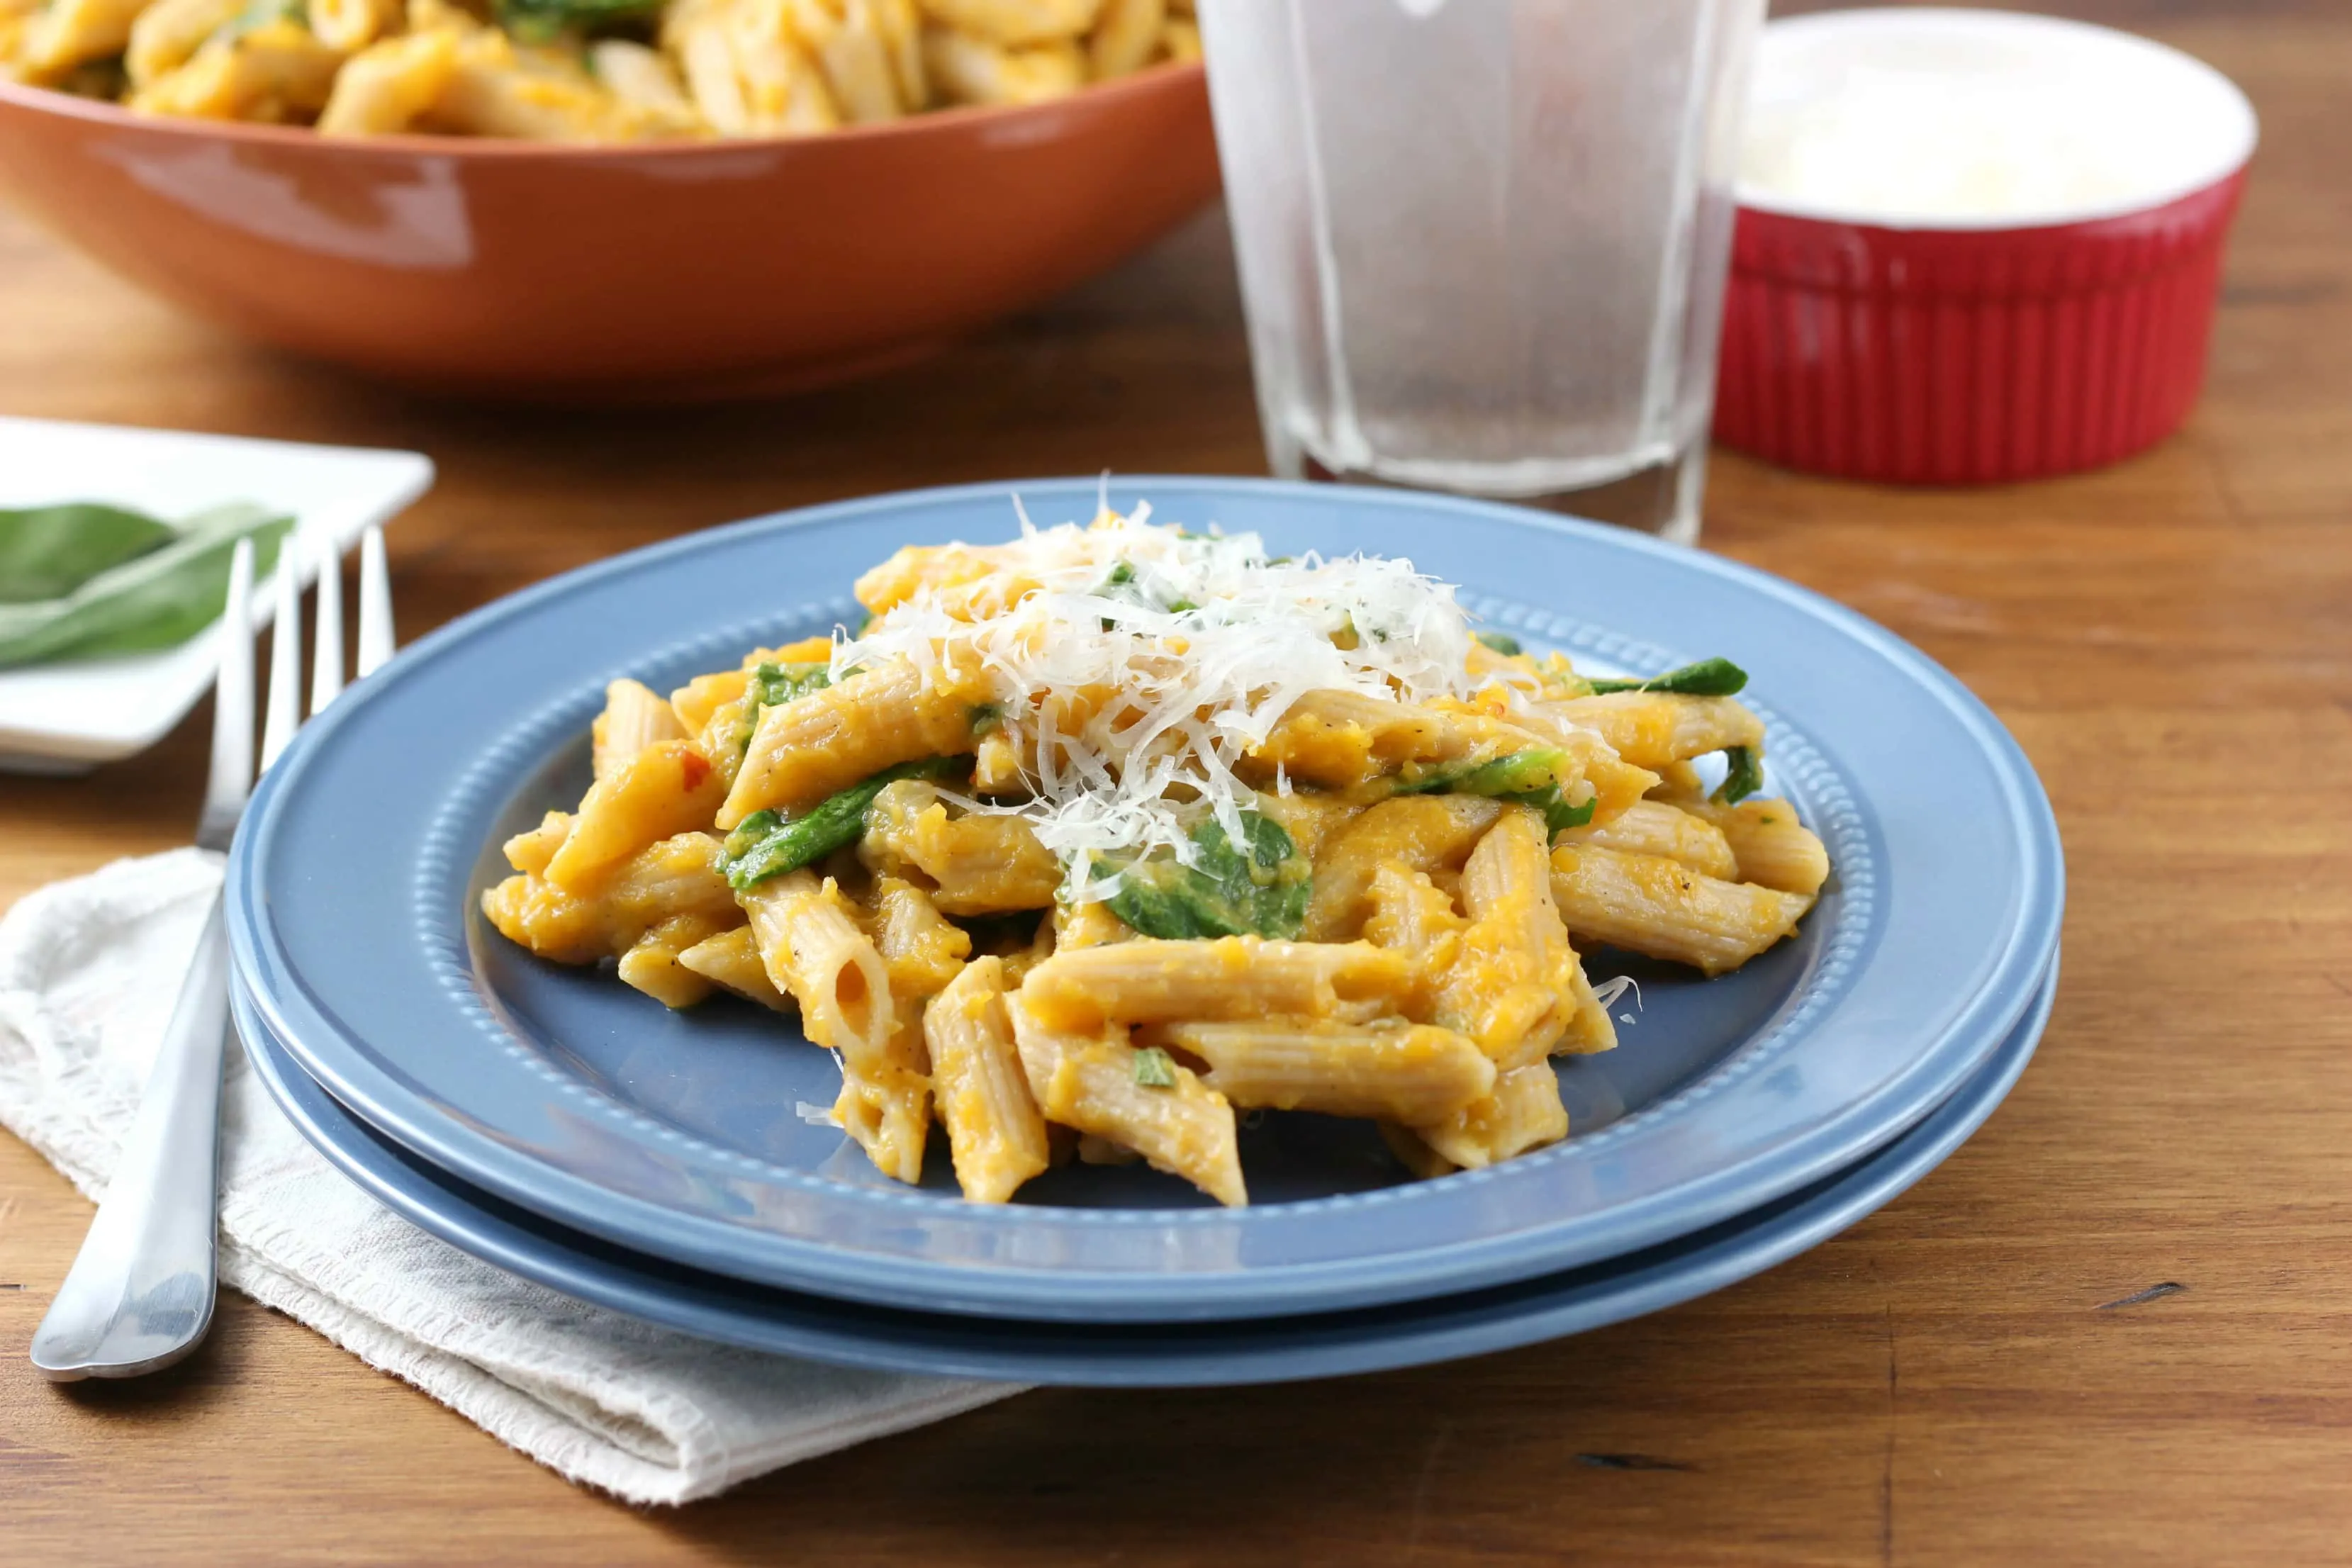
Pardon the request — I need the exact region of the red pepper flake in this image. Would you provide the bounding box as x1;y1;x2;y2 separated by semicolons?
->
680;751;712;791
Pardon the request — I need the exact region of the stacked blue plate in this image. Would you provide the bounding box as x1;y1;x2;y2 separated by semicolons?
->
225;479;2063;1384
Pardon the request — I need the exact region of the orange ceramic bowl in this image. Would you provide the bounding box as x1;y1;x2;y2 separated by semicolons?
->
0;63;1217;402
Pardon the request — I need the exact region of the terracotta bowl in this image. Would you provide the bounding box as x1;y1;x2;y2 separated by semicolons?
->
0;62;1218;403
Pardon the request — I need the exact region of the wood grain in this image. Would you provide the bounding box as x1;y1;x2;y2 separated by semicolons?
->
5;1;2351;1562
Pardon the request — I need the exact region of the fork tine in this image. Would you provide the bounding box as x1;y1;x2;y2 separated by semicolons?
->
356;525;393;678
310;533;344;715
198;539;257;848
259;534;303;773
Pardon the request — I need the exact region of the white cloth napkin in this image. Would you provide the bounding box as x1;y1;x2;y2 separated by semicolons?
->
0;849;1021;1504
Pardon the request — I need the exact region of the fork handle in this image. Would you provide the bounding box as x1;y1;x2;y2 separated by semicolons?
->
30;893;228;1381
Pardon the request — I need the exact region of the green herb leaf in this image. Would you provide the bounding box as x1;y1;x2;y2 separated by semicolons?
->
0;502;293;669
1393;747;1568;800
1713;745;1764;805
969;702;1003;737
1104;561;1135;587
1103;812;1311;941
1586;657;1749;698
1472;629;1523;657
1508;786;1596;836
750;660;830;710
718;757;965;890
0;503;176;604
1132;1047;1178;1089
1389;748;1600;840
491;0;659;40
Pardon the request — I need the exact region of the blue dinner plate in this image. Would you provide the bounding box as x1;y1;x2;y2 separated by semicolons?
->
227;478;2063;1323
233;953;2054;1384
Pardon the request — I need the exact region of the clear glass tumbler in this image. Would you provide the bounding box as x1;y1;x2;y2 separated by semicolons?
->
1198;0;1764;544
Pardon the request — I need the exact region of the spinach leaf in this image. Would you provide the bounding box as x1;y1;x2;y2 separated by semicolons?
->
1393;747;1594;837
719;756;965;890
493;0;659;43
0;503;174;603
1585;656;1748;698
1393;747;1567;799
750;660;830;710
1104;812;1310;941
1713;745;1764;805
0;502;293;668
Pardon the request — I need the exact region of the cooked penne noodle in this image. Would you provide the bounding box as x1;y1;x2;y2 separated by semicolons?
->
1020;937;1415;1033
544;739;727;891
861;779;1063;914
1450;804;1614;1061
918;24;1082;105
317;26;459;133
1681;797;1831;896
924;956;1051;1202
676;924;792;1009
1304;795;1503;941
130;18;346;122
722;657;987;827
1410;1062;1570;1170
1554;797;1740;882
1147;1017;1494;1124
616;910;738;1008
869;875;973;999
738;868;897;1059
483;831;738;963
1540;692;1766;771
592;677;690;782
1085;0;1159;77
914;0;1101;47
1007;992;1245;1206
308;0;401;52
125;0;241;84
1549;844;1814;977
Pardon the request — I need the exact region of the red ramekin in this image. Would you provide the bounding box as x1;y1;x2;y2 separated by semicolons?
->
1712;9;2258;486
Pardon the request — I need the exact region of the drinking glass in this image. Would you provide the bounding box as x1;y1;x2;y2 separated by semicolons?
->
1198;0;1764;544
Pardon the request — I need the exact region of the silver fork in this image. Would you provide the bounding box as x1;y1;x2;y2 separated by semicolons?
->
30;525;395;1381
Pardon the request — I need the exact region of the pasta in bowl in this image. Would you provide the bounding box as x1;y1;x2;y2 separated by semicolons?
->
4;0;1198;138
484;510;1830;1206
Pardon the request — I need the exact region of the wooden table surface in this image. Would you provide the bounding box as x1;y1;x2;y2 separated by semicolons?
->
5;2;2348;1562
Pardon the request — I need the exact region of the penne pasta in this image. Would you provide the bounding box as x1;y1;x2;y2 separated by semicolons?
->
1409;1062;1570;1170
592;677;690;783
1553;797;1740;882
1549;844;1814;977
486;508;1824;1199
1007;992;1245;1206
924;956;1051;1202
676;924;792;1009
1147;1017;1494;1124
737;868;897;1058
861;779;1063;914
1540;692;1766;771
1019;937;1416;1034
721;657;988;827
1680;797;1831;896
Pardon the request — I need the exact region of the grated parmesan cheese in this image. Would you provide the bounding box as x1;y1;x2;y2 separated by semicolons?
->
831;505;1476;897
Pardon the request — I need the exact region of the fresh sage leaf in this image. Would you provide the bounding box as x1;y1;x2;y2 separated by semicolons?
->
1713;745;1764;805
1586;657;1749;698
0;502;293;668
1104;812;1311;941
718;756;965;890
0;503;175;603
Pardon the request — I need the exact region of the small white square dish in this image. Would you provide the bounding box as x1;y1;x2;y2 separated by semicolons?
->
0;418;432;773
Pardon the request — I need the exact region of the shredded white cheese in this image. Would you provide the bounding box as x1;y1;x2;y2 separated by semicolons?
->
831;505;1476;897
